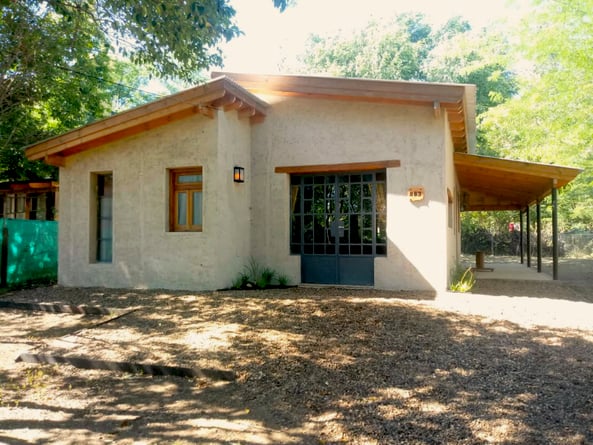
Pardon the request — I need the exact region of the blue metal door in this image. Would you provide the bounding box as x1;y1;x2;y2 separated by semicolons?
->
290;172;387;285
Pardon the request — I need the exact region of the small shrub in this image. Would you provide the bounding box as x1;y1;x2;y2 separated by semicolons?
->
450;266;476;293
231;273;250;290
277;274;290;287
229;258;290;290
256;267;275;289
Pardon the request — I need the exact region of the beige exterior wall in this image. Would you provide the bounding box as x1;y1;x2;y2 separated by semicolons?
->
444;113;461;285
58;111;252;290
251;96;449;291
58;94;457;292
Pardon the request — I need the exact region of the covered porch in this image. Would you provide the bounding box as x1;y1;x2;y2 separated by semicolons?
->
455;153;582;280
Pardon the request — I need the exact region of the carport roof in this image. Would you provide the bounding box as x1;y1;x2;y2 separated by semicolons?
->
455;153;582;211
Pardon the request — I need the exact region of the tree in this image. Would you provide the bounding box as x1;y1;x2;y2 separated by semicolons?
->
300;14;517;126
0;1;121;180
0;0;290;181
480;0;593;230
301;13;436;81
43;0;290;82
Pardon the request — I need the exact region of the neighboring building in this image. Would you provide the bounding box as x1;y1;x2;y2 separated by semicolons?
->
0;181;58;221
24;73;580;291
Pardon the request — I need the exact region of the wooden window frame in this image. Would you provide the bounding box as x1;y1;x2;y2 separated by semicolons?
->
169;167;203;232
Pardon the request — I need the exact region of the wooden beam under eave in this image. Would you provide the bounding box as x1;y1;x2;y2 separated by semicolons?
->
238;107;256;119
197;106;215;119
211;93;237;108
224;99;244;111
249;114;266;125
433;101;441;118
44;155;65;167
275;160;401;174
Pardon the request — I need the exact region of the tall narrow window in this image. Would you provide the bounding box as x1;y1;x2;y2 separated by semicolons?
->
169;167;203;232
97;174;113;262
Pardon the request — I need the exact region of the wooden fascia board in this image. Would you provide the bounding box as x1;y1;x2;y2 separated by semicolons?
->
26;87;227;161
213;72;467;104
454;153;582;185
25;76;268;161
275;160;400;174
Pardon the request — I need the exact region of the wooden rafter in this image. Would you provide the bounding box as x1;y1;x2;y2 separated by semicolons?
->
455;153;582;211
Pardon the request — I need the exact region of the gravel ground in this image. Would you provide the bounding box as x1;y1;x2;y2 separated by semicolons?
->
1;268;593;444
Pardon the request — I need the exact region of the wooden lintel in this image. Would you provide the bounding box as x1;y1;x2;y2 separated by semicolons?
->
275;160;401;174
45;155;65;167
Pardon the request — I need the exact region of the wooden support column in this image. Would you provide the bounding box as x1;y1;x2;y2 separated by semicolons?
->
552;182;559;280
519;210;524;264
536;200;542;273
526;206;531;267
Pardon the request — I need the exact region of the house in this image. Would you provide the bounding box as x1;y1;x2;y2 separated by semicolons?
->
0;180;58;221
24;73;581;291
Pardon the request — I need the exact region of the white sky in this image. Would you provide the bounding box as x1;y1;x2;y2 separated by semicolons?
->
220;0;529;74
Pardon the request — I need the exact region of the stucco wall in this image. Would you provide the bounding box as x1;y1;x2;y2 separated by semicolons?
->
444;112;462;285
58;111;251;290
250;96;449;291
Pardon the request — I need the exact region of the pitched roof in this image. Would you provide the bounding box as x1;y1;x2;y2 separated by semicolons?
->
25;76;268;165
213;72;477;153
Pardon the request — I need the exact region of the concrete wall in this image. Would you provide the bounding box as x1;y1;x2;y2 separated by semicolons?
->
58;111;252;290
250;95;449;291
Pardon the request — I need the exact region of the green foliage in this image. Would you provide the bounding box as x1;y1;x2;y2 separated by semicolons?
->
300;13;518;142
231;272;250;290
277;274;290;287
0;0;288;183
479;0;593;230
450;266;476;293
0;1;161;181
231;258;290;290
41;0;289;82
301;13;438;81
257;267;276;289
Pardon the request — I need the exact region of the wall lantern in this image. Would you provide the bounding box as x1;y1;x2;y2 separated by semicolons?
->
233;166;245;183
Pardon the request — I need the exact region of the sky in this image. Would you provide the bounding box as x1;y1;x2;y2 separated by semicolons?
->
220;0;529;74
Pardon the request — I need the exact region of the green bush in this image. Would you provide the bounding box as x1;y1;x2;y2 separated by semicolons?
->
230;258;290;290
450;266;476;293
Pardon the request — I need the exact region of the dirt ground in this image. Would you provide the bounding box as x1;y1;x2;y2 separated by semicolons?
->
1;258;593;444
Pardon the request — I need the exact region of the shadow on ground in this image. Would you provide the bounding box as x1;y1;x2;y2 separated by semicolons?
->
1;286;593;444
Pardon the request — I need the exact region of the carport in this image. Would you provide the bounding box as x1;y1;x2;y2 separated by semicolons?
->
454;153;582;279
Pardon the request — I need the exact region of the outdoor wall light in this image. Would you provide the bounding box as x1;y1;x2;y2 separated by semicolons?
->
233;166;245;183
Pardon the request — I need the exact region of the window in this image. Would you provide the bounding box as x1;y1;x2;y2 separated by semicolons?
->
169;167;203;232
96;173;113;262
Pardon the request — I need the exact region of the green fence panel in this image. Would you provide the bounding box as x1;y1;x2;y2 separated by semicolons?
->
0;219;58;285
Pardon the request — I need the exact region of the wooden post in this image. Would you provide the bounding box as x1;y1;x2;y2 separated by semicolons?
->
536;200;542;273
552;183;559;280
519;210;524;264
526;206;531;268
1;222;7;287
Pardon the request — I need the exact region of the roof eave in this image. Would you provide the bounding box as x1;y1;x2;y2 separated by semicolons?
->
213;71;475;153
25;76;268;163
